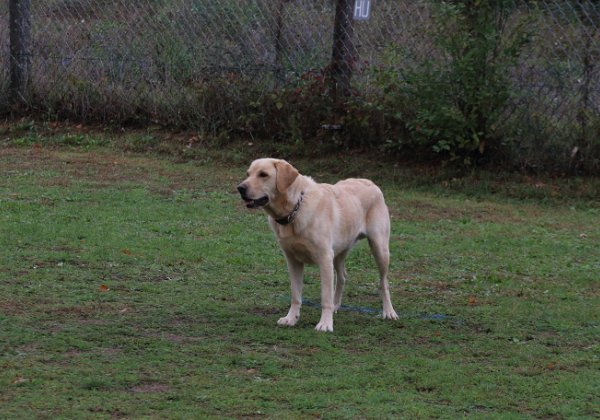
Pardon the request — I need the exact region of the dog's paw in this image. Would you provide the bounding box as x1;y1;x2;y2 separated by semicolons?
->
277;315;299;327
382;309;399;320
314;320;334;332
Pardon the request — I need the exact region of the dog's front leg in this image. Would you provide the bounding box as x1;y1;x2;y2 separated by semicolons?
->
278;255;304;327
315;253;335;332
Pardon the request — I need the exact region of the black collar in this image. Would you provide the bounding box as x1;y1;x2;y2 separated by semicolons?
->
275;192;304;225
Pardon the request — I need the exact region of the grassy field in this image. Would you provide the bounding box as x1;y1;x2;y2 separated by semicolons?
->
1;133;599;418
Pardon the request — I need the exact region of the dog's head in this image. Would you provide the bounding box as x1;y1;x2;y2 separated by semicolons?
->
237;158;299;209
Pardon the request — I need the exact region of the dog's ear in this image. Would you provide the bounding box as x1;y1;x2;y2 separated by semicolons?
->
275;160;299;193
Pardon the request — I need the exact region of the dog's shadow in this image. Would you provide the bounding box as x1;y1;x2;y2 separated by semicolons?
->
279;295;460;323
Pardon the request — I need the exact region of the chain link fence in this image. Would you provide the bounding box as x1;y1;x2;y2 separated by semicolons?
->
1;1;599;171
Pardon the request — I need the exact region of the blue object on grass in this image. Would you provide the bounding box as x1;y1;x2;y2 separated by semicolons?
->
281;296;457;322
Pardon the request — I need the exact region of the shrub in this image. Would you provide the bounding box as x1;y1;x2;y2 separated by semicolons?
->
241;69;334;147
243;70;401;154
376;0;532;166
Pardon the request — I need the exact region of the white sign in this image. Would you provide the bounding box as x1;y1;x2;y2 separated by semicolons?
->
353;0;371;21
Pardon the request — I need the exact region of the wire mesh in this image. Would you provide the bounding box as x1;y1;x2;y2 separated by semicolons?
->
0;0;599;168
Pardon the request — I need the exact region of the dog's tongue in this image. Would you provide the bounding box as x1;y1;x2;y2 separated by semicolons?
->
243;196;268;209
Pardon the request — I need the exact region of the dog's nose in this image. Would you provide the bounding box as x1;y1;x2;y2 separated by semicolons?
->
237;184;247;196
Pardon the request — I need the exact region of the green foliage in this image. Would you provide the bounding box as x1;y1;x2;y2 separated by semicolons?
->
241;70;408;153
377;0;532;165
241;70;335;147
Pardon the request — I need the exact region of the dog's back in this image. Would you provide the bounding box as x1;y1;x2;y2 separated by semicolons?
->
332;178;387;217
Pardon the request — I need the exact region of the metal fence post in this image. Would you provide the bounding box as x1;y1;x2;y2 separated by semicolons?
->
329;0;356;103
9;0;31;105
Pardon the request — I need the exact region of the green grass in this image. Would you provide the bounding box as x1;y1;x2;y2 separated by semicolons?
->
1;139;599;418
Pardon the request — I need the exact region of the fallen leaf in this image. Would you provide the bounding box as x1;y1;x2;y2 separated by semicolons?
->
468;296;477;306
12;376;27;385
187;136;198;148
121;248;133;255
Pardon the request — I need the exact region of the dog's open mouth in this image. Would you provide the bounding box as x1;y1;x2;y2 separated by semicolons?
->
244;196;269;209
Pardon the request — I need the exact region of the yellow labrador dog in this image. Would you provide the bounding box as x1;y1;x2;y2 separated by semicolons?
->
237;158;398;332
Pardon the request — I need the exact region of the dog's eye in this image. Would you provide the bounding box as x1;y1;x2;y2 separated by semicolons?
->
258;172;269;178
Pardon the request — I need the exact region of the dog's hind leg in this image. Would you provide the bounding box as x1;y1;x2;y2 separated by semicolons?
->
367;205;399;321
368;236;398;320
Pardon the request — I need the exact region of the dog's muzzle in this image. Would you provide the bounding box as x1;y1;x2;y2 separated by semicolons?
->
237;184;269;209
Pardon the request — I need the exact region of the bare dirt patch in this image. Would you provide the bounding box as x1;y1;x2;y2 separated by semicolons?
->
396;198;536;224
1;146;234;197
42;302;119;322
0;300;27;316
131;383;172;393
